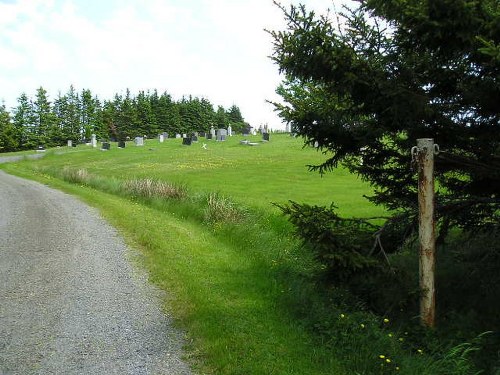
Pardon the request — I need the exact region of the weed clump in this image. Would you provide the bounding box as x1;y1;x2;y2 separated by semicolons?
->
203;192;246;224
123;178;187;199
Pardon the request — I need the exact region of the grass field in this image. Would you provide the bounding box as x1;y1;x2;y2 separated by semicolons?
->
14;134;385;217
3;134;458;374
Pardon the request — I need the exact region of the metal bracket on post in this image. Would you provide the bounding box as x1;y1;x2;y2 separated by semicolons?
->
413;138;438;328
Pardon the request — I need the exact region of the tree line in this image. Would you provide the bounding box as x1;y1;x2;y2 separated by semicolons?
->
0;86;248;152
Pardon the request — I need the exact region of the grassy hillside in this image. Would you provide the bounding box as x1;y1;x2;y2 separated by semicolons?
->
3;134;472;374
12;134;384;217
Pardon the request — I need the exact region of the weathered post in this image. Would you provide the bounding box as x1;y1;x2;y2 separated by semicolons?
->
413;138;438;328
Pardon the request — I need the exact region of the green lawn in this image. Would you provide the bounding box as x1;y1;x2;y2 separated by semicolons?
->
1;134;397;374
13;134;384;217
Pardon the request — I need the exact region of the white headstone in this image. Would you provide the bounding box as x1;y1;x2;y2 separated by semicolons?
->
67;140;72;147
227;125;232;136
210;126;216;137
134;136;144;146
175;133;181;139
91;134;97;148
159;134;164;143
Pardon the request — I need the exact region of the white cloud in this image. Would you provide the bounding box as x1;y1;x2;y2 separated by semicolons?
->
0;0;353;128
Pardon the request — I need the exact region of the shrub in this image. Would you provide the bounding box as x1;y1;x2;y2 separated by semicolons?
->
277;201;384;282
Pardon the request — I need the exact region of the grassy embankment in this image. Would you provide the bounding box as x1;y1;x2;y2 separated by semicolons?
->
3;134;455;374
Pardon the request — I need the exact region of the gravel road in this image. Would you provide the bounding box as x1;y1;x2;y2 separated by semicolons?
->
0;171;193;375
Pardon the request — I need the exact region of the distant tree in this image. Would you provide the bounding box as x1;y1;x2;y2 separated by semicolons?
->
12;93;36;149
136;91;157;137
80;89;102;141
151;91;181;134
53;85;80;143
102;100;118;140
226;104;247;133
0;102;18;152
270;0;500;232
33;87;59;146
198;98;216;131
113;90;140;139
215;105;229;129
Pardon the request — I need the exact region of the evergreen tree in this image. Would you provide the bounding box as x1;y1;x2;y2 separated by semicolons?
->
81;89;102;141
0;102;18;152
215;105;229;129
33;87;59;146
102;99;118;140
54;85;80;143
12;93;35;149
226;104;247;133
116;89;140;139
136;90;157;136
270;0;500;231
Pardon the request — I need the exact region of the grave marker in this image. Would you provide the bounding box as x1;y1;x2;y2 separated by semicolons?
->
134;137;144;146
216;128;227;141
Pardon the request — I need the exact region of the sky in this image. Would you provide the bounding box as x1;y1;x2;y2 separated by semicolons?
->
0;0;352;129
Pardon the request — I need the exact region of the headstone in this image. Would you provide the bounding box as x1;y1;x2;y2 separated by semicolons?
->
182;133;187;138
263;133;270;142
118;141;126;148
240;140;249;145
216;128;227;141
199;131;206;138
101;142;110;150
227;125;232;136
36;145;45;152
162;132;169;139
210;126;216;138
134;136;144;146
251;129;257;136
206;133;213;140
159;134;165;143
175;133;181;139
72;143;77;147
182;137;192;146
91;134;97;148
67;140;72;147
191;135;198;142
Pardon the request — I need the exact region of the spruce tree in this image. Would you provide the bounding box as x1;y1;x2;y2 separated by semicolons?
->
270;0;500;231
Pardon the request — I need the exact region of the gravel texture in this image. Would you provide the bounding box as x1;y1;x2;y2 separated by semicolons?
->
0;171;193;375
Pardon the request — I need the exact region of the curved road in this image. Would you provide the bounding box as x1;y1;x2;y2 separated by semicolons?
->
0;171;193;374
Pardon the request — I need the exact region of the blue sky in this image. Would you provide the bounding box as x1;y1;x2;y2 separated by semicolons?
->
0;0;353;129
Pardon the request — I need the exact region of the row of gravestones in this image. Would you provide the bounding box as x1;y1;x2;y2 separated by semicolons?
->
72;128;270;151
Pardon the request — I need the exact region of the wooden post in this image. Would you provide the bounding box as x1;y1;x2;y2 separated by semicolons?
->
415;138;437;328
